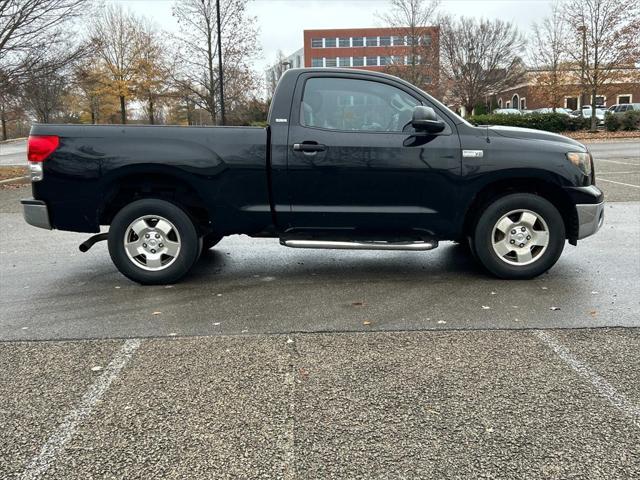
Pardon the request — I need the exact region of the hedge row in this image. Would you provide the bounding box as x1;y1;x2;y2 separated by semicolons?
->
467;113;590;133
604;110;640;131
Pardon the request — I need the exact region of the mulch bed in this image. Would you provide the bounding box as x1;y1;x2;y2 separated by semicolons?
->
562;130;640;141
0;166;28;181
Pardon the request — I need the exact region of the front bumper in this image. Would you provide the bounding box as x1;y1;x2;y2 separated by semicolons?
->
21;199;52;230
576;201;604;239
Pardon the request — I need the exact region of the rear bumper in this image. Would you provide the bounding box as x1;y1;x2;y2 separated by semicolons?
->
576;201;605;239
21;199;52;230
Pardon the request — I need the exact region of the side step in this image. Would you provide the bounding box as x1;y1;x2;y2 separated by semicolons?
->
280;239;438;251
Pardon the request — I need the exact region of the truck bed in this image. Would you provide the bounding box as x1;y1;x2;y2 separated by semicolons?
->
29;124;272;234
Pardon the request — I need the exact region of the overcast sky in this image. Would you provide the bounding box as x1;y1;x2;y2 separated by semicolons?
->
113;0;554;72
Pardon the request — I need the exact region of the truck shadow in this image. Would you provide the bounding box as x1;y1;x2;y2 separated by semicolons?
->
188;242;486;283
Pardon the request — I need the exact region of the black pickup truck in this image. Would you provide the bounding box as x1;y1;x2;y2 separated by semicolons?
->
22;68;604;284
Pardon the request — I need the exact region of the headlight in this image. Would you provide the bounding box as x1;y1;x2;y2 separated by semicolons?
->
566;152;592;176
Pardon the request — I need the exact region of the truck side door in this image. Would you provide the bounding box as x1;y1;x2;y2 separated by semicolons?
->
284;73;461;238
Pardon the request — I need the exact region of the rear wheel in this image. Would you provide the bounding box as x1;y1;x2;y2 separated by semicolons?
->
472;193;565;279
108;199;200;285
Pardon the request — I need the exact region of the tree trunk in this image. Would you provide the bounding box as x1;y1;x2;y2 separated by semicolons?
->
590;89;597;132
120;96;126;124
1;107;7;141
149;97;155;125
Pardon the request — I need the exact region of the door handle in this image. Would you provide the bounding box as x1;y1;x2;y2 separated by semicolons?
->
293;143;326;153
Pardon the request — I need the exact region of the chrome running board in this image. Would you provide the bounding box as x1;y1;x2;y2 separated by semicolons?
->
280;239;438;251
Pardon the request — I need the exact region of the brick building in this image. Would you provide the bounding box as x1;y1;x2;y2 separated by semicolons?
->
303;27;439;88
494;67;640;111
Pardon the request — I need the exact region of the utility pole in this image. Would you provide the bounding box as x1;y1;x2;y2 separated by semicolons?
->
216;0;225;125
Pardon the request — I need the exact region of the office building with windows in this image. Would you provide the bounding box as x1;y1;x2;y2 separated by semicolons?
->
303;27;439;87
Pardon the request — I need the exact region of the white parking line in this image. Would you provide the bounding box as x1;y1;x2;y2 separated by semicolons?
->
595;159;640;166
19;339;142;480
0;176;26;184
596;178;640;189
597;171;640;175
534;331;640;429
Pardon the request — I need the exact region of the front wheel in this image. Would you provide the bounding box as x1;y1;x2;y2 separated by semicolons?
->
472;193;565;279
108;199;201;285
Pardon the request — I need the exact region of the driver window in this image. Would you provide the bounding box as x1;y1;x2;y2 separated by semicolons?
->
301;77;421;132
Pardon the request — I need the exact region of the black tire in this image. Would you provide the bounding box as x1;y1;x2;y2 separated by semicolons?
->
202;233;223;250
472;193;565;279
108;199;200;285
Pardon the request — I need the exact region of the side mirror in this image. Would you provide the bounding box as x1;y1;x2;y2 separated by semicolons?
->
412;106;446;134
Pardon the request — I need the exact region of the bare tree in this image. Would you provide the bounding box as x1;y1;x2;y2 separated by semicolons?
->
564;0;640;130
439;16;527;116
89;4;147;124
172;0;261;125
529;1;569;111
20;58;70;123
378;0;440;91
0;0;89;137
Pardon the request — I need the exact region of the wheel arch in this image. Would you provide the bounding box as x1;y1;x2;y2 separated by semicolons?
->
462;177;579;244
98;166;213;235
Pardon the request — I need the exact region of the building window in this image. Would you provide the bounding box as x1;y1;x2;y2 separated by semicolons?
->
352;37;364;47
296;56;302;68
392;36;405;46
594;96;606;106
311;58;323;67
391;55;404;65
565;97;578;110
325;57;337;67
424;76;432;85
617;94;632;104
407;35;419;46
421;35;432;46
498;98;503;108
380;56;391;66
512;94;520;109
379;36;391;46
353;57;364;67
325;37;336;48
506;101;511;108
339;37;350;48
365;56;378;66
311;38;323;48
366;37;378;47
338;57;350;67
520;98;526;110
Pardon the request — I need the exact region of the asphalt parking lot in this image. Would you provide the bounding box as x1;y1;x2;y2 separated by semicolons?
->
1;139;639;478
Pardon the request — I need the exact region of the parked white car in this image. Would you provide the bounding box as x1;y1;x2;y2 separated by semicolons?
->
493;108;522;115
533;108;576;117
581;108;606;126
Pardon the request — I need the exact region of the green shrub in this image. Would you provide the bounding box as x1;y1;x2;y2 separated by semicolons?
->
621;110;640;131
467;113;571;133
604;112;621;131
565;116;590;131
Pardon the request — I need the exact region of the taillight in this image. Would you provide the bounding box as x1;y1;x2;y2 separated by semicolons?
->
28;135;59;162
27;135;59;182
